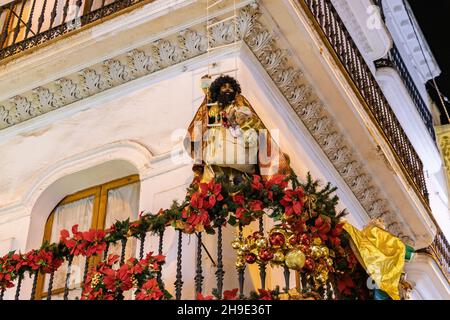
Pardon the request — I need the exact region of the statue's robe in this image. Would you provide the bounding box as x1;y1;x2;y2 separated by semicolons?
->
186;93;290;182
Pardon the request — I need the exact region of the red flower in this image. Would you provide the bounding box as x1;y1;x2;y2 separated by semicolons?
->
135;279;164;300
310;215;332;240
337;274;355;296
223;288;239;300
258;289;273;300
83;229;107;257
232;194;245;206
251;175;264;191
197;292;214;300
280;188;304;217
249;200;263;212
265;174;288;190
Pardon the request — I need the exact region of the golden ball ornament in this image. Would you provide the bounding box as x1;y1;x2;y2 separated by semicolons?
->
310;245;322;260
255;238;268;248
320;246;329;257
284;249;306;271
313;237;322;246
231;240;241;250
272;250;285;265
235;258;245;269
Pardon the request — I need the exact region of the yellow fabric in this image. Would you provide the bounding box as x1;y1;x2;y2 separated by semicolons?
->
343;222;406;300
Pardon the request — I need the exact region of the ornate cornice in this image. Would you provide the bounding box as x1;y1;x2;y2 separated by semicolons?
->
0;3;415;244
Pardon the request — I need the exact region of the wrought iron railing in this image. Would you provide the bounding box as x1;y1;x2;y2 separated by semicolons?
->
375;45;436;142
0;220;339;301
0;0;151;61
430;230;450;280
300;0;429;204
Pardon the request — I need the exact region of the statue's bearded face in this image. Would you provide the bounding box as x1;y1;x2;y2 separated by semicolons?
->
218;83;236;106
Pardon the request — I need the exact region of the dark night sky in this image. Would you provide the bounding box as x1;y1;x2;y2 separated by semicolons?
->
408;0;450;123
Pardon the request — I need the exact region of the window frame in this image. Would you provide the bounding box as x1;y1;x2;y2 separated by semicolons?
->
36;174;140;299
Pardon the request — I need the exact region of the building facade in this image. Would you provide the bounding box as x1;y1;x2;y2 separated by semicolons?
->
0;0;448;299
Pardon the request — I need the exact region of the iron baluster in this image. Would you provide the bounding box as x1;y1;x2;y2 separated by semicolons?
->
215;224;224;299
63;255;74;300
194;232;204;295
283;266;290;293
82;256;89;285
139;233;146;260
62;0;70;24
0;287;4;300
30;271;38;300
237;225;245;299
12;0;26;44
157;229;164;285
36;0;48;34
49;0;59;29
120;238;127;265
174;230;183;300
24;0;37;39
46;270;55;300
0;3;14;48
258;217;266;289
14;273;23;300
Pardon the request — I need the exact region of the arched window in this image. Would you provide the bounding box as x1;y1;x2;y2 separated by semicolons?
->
36;174;140;299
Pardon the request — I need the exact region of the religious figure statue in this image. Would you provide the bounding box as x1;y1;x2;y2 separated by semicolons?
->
185;75;290;184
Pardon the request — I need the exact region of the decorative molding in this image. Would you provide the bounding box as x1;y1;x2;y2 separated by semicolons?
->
0;3;416;244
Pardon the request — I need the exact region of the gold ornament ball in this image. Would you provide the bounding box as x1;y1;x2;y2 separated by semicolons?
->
231;240;241;250
320;246;330;257
255;238;268;248
272;250;285;264
310;245;322;260
313;237;322;246
285;249;306;271
235;258;245;269
241;244;251;252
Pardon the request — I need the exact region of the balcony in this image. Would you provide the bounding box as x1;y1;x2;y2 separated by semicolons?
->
375;44;436;143
300;0;429;205
0;0;153;62
299;0;449;280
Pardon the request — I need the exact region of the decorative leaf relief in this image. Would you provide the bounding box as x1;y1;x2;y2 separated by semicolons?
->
179;30;206;58
103;59;129;87
128;49;159;77
0;105;12;128
248;30;273;55
55;78;79;105
155;40;182;67
209;20;235;48
32;87;55;112
237;4;260;40
79;69;102;96
12;96;34;119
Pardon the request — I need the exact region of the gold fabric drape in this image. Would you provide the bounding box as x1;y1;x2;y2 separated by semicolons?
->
343;222;406;300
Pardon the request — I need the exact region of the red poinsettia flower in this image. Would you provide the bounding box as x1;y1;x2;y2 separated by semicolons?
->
135;279;164;300
82;229;107;257
280;188;304;217
258;289;273;300
251;175;264;191
310;215;332;240
329;223;344;247
223;288;239;300
337;274;355;296
249;200;264;212
197;292;214;300
265;174;288;190
232;194;245;206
